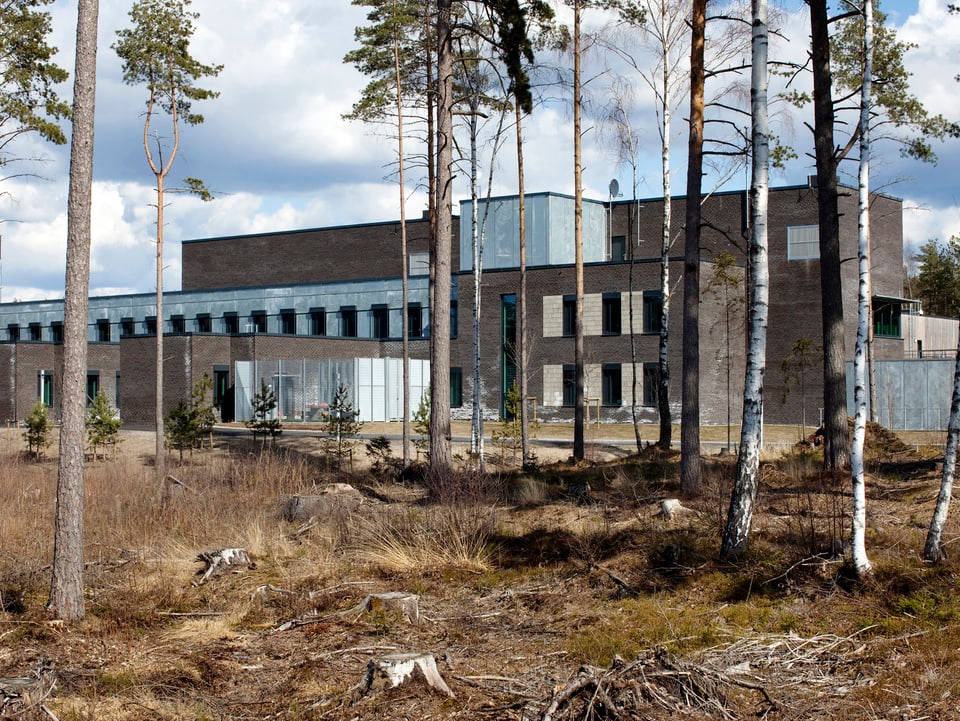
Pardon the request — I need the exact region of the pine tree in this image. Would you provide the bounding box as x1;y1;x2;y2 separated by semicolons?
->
324;383;363;471
23;399;53;459
246;380;282;443
86;389;121;461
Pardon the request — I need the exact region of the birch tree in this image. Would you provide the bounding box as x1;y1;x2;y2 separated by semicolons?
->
114;0;222;484
48;0;98;621
849;0;874;578
611;0;686;452
925;328;960;562
720;0;769;559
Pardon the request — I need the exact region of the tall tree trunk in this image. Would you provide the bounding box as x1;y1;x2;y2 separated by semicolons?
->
394;24;411;467
681;0;705;495
469;103;485;468
925;322;960;562
430;0;453;472
721;0;769;559
573;0;585;462
810;0;850;470
518;101;529;464
850;0;874;577
155;173;165;484
49;0;99;622
658;42;672;451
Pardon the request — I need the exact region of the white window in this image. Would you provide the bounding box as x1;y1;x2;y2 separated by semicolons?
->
787;225;820;260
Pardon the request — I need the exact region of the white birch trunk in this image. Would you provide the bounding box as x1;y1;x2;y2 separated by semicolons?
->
721;0;768;558
469;106;485;468
925;326;960;561
657;50;672;450
850;0;874;577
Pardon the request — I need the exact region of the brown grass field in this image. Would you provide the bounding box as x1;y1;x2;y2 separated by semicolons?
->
0;421;958;720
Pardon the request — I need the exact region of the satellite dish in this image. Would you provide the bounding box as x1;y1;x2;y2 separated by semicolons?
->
609;179;620;198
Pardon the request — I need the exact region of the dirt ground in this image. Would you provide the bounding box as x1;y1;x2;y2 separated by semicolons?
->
1;424;958;720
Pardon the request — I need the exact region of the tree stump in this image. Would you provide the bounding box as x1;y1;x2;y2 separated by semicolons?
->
277;485;363;523
353;652;454;700
353;592;421;625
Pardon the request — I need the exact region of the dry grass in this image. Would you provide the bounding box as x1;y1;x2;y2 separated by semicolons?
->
1;427;960;720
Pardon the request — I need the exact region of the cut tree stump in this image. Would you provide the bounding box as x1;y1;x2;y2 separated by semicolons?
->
352;652;454;700
195;547;251;583
278;485;363;523
352;592;421;625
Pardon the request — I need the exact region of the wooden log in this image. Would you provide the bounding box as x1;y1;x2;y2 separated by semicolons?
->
353;652;454;699
195;547;251;583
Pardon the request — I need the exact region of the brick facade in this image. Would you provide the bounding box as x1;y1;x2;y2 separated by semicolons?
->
0;184;906;432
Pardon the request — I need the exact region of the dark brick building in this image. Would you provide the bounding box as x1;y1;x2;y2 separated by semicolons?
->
0;184;907;431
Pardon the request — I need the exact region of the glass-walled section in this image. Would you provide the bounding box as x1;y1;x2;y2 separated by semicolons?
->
459;192;607;271
233;357;430;423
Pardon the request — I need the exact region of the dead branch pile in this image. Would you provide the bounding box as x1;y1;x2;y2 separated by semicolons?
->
700;630;873;700
537;647;775;721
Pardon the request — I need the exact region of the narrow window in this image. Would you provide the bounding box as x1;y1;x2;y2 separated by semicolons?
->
642;362;659;407
51;322;63;343
170;315;185;333
602;364;622;406
309;307;326;336
450;367;463;408
408;303;423;338
7;324;19;342
28;323;42;341
196;314;211;333
115;372;121;410
602;293;621;335
144;316;157;336
372;304;390;339
120;317;135;337
611;234;626;262
251;310;267;334
96;319;111;342
643;291;663;334
280;309;296;335
223;312;239;335
562;295;576;337
38;370;53;406
86;371;100;404
340;306;357;337
562;364;576;407
450;300;459;339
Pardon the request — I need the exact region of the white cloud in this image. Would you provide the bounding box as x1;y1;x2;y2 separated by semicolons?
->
2;0;956;303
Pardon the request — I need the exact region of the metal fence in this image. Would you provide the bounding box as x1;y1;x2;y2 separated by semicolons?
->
847;358;955;430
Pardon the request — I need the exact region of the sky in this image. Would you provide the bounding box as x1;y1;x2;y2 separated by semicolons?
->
0;0;958;302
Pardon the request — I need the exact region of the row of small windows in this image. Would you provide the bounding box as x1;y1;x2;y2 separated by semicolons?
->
7;303;460;342
560;291;664;337
560;362;662;407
